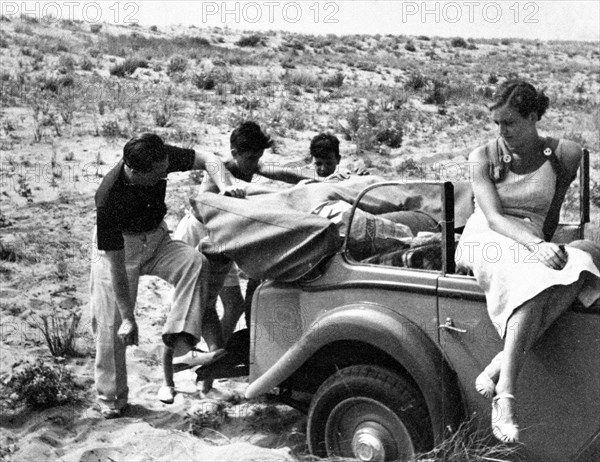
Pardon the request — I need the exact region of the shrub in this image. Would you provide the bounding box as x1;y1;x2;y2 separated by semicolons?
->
55;42;69;52
451;37;468;48
58;55;76;72
415;418;523;461
109;58;148;77
102;120;122;137
404;40;416;52
424;79;447;105
283;69;319;88
28;301;82;357
323;71;345;88
153;99;178;127
150;25;158;32
192;71;216;90
236;34;264;47
591;182;600;209
1;360;83;409
168;55;188;74
80;57;94;71
90;23;102;33
188;401;230;437
375;126;403;148
406;72;428;91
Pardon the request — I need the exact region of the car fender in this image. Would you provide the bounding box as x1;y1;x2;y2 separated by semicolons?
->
246;303;460;440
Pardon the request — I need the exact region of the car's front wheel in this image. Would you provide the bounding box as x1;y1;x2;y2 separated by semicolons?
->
307;365;432;462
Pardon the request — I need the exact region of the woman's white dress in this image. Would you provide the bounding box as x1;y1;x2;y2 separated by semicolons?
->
456;140;600;338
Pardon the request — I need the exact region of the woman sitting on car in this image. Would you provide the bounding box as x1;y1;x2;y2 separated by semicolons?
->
455;79;600;443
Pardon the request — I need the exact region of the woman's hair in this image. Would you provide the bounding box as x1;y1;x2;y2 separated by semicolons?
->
310;133;341;160
123;133;166;172
489;80;550;120
230;121;272;152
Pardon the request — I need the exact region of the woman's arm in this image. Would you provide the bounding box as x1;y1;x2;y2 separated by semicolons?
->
470;147;567;269
470;147;540;243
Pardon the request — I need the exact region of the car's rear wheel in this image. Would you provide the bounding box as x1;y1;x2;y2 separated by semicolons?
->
307;365;432;462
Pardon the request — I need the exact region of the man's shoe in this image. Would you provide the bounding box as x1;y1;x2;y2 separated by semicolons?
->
100;404;127;419
157;385;176;404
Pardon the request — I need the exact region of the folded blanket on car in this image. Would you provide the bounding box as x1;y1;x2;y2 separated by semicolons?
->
191;192;342;282
191;178;467;281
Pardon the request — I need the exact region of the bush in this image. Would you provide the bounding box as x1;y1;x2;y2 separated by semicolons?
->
406;72;427;91
188;401;230;437
236;34;264;47
323;71;345;88
1;360;83;409
58;55;76;72
80;57;94;71
415;418;523;461
168;55;188;74
404;40;416;52
193;71;215;90
90;23;102;33
451;37;468;48
102;120;122;137
375;126;403;148
424;79;447;105
153;99;178;127
109;58;148;77
28;301;82;357
592;182;600;209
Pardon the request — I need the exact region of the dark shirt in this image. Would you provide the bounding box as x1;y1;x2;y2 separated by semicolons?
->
95;145;195;251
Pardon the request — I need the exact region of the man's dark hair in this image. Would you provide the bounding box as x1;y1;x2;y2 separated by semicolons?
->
310;133;341;161
230;121;272;152
123;133;166;173
489;80;550;120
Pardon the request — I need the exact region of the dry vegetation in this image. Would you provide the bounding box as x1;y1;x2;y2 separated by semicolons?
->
0;14;598;462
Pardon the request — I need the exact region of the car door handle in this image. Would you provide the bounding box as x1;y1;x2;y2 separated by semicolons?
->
438;318;467;333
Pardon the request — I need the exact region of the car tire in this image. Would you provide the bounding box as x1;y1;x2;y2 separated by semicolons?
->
307;364;432;462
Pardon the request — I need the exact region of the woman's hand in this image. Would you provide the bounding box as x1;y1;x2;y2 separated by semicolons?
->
531;241;568;270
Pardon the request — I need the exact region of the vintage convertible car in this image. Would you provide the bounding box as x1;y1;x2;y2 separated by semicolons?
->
195;151;598;462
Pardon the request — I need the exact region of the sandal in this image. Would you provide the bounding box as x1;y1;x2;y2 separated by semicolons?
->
492;393;520;443
475;371;496;399
157;385;176;404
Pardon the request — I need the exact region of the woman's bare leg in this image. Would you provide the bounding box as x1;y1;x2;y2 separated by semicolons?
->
495;280;584;430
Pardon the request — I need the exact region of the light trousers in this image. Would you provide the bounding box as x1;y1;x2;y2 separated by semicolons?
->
90;221;207;410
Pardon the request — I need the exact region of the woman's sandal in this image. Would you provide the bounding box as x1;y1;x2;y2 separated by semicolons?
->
157;385;176;404
492;393;520;443
475;371;496;399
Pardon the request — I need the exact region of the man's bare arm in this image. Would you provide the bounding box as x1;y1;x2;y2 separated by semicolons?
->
257;163;316;184
193;151;246;197
105;249;138;345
